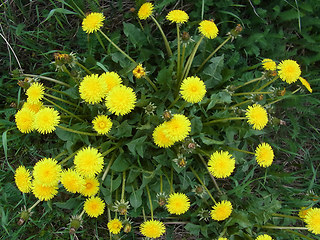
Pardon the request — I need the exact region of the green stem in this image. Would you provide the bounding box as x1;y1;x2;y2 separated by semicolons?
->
44;86;73;97
43;97;84;122
160;175;163;193
204;117;246;126
79;209;85;218
23;74;71;88
75;61;92;75
284;229;314;240
178;102;188;112
44;93;79;108
190;166;217;204
101;145;119;157
225;146;255;155
234;76;265;90
176;23;181;81
54;150;68;161
57;125;99;136
59;150;78;166
180;43;186;75
195;36;232;74
170;167;174;194
151;15;172;57
143;75;158;91
230;99;252;109
264;88;300;107
101;153;116;182
145;185;153;219
256;76;279;92
169;95;180;109
272;213;301;220
121;171;126;201
98;29;136;64
260;225;307;230
28;199;41;212
95;31;106;51
233;91;273;96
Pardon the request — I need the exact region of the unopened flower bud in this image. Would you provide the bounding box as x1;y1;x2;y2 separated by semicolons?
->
17;210;30;226
229;24;243;39
123;223;132;233
69;215;82;234
255;94;264;101
162;110;172;121
276;88;286;96
156;192;168;207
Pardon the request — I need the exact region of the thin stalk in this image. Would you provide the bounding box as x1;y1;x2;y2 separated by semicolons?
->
143;75;158;91
264;87;300;107
284;229;314;240
178;102;187;112
225;146;255;155
180;43;186;74
57;125;99;136
233;76;265;90
204;117;246;126
95;31;106;51
43;97;84;122
233;91;273;96
54;150;68;161
176;23;181;80
121;171;126;201
79;209;85;218
260;225;307;230
75;61;92;75
59;150;78;166
61;65;75;82
256;76;279;92
146;185;153;219
170;167;174;194
101;145;119;157
230;99;252;109
150;15;172;57
23;74;71;88
28;199;41;212
272;213;301;220
102;153;116;182
169;95;180;109
44;86;73;97
160;175;163;193
195;36;232;74
44;93;79;108
197;154;222;195
98;29;136;64
190;166;217;204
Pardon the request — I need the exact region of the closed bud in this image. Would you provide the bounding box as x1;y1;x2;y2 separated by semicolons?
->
69;215;82;234
162;110;172;121
123;223;132;233
255;94;264;101
17;209;30;226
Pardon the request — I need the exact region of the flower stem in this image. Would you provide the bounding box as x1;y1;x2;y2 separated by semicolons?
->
203;117;246;126
121;171;126;201
44;86;73;98
146;185;153;219
284;229;314;240
272;213;301;220
79;209;85;218
23;74;71;88
230;99;252;109
44;93;79;108
233;91;273;96
57;125;99;136
160;175;163;193
170;167;174;194
195;35;232;74
256;76;279;92
151;15;172;57
190;166;217;204
143;75;158;91
75;61;92;75
169;95;180;109
101;153;116;182
225;146;255;155
176;23;181;81
260;225;308;230
233;76;265;90
28;199;41;212
98;29;136;64
59;150;78;166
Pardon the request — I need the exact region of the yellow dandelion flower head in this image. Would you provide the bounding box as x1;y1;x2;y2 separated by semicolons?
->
92;115;113;135
218;238;228;240
84;196;105;218
255;142;274;167
299;207;313;219
133;64;146;79
211;200;233;221
299;77;312;93
262;58;277;71
80;177;100;197
198;20;219;39
105;85;136;116
74;147;104;178
165;114;191;142
166;10;189;24
99;72;122;94
305;208;320;234
166;192;190;215
23;101;43;113
107;219;123;234
140;220;166;239
34;107;60;134
255;234;273;240
60;169;85;193
180;76;206;103
208;151;235;178
32;180;58;201
15;108;35;133
79;74;107;104
15;166;32;193
153;123;175;148
82;12;105;34
277;59;301;84
33;158;62;187
26;82;45;104
246;104;268;130
138;2;154;20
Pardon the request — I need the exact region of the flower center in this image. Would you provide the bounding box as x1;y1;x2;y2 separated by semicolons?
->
86;182;92;189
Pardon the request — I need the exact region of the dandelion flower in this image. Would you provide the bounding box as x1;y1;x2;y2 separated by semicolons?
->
15;108;35;133
23;101;43;113
165;114;191;142
80;177;100;197
79;74;107;104
105;85;136;116
60;169;85;193
140;220;166;239
26;82;44;104
82;12;105;34
255;143;274;167
133;64;146;79
107;219;123;234
255;234;273;240
246;104;268;130
138;2;153;20
180;76;206;103
299;77;312;93
32;180;58;201
278;59;301;84
305;208;320;234
166;192;190;215
74;147;104;178
14;166;32;193
299;207;313;219
218;238;228;240
208;151;235;178
34;107;60;134
262;59;277;71
84;196;105;218
211;200;232;221
33;158;62;187
153;123;175;148
166;10;189;24
198;20;219;39
92;115;113;135
99;72;122;94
